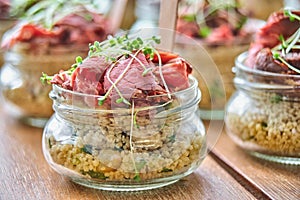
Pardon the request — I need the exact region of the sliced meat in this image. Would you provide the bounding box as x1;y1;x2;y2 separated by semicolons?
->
254;48;300;74
176;18;199;38
103;52;163;106
71;56;108;107
285;52;300;69
205;24;234;45
246;11;300;67
254;48;289;73
154;57;192;92
73;56;108;95
1;10;111;49
54;13;109;44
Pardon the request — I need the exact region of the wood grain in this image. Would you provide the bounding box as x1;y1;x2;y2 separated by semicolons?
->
207;121;300;200
157;0;179;51
0;108;255;200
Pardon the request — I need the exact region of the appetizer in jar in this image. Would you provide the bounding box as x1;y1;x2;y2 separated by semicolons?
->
0;0;39;66
41;35;206;190
175;0;262;119
225;10;300;164
0;0;112;127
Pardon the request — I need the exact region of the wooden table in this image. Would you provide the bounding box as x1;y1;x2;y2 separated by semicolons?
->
1;108;299;200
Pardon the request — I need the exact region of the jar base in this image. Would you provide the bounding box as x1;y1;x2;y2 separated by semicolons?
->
199;109;224;120
71;178;179;191
19;116;49;128
249;151;300;165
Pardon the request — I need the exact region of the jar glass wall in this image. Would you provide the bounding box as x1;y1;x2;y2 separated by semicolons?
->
42;76;206;191
225;52;300;165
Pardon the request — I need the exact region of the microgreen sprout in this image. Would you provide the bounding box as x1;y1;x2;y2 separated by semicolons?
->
284;9;300;22
40;72;53;84
88;34;161;62
91;35;168;106
271;10;300;73
98;96;106;106
25;0;100;30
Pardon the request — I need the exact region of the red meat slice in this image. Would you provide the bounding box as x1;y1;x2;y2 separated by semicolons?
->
205;24;234;45
103;52;163;104
1;23;56;48
246;11;300;67
176;18;200;38
73;56;108;95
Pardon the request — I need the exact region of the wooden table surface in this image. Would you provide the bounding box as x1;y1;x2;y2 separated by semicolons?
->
0;108;299;200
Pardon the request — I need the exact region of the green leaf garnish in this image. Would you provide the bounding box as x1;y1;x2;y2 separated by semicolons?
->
133;174;141;181
98;96;106;105
270;94;282;104
161;167;173;172
116;98;124;104
182;14;196;22
23;0;102;30
82;170;107;179
198;26;212;38
278;34;287;48
81;144;93;154
40;72;53;85
167;134;176;143
88;34;160;62
76;56;83;64
284;9;300;22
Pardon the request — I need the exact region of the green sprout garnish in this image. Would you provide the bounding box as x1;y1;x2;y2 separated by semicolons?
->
198;26;212;38
81;144;93;154
40;72;53;85
91;34;165;106
81;170;107;179
88;34;160;62
182;14;197;22
40;34;171;107
271;10;300;73
133;174;141;181
161;167;173;172
40;56;82;85
270;94;283;104
24;0;101;29
284;9;300;22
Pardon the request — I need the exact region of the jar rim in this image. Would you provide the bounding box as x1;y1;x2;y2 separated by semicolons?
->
51;75;201;112
53;75;199;99
234;51;300;95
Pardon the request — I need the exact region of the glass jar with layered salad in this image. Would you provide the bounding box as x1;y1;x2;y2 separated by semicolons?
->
42;35;207;191
225;10;300;164
0;0;111;127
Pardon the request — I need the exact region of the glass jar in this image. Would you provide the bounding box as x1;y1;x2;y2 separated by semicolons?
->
42;76;206;191
225;52;300;165
0;44;88;127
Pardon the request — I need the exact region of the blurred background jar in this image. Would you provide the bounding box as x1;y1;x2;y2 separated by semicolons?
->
174;0;265;119
225;52;300;165
0;0;113;127
0;0;39;67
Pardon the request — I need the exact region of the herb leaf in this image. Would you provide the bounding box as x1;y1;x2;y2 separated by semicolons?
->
40;72;53;85
270;94;282;103
161;167;173;172
82;170;107;179
81;144;93;154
